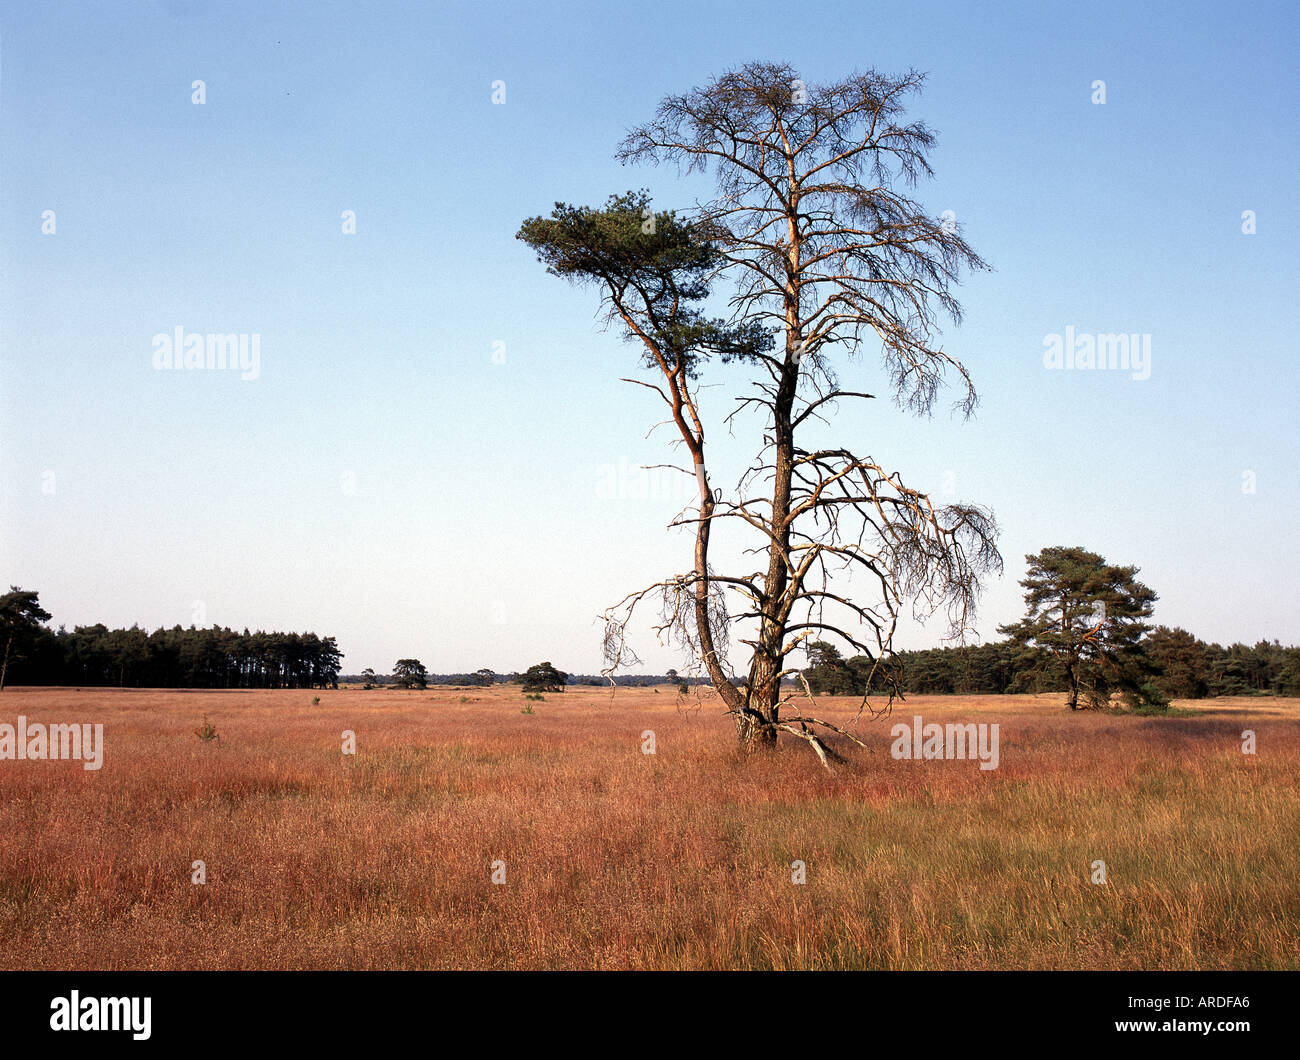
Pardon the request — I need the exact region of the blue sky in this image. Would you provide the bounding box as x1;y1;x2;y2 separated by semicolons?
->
2;0;1296;674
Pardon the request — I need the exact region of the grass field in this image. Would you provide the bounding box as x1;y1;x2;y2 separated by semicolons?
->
0;684;1296;970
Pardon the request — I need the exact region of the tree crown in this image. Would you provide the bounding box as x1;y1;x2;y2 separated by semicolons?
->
617;60;991;415
518;190;771;378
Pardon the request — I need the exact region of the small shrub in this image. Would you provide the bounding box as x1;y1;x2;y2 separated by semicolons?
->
524;692;544;702
312;696;321;705
520;704;534;715
195;715;220;743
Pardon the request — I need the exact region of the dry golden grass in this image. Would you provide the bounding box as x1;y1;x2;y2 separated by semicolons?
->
0;684;1296;969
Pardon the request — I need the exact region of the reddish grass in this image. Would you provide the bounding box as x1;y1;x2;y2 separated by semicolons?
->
0;685;1295;969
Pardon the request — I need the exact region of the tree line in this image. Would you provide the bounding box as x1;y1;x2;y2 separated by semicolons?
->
8;553;1295;704
804;546;1299;706
345;668;707;689
360;661;571;693
805;631;1300;701
1;601;343;690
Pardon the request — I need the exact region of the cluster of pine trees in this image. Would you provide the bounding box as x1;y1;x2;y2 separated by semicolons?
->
10;624;343;689
804;628;1300;699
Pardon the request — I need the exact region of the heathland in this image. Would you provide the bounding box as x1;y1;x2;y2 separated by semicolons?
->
0;685;1295;969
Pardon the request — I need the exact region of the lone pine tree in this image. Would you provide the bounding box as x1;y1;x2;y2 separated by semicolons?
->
999;545;1162;711
520;63;999;765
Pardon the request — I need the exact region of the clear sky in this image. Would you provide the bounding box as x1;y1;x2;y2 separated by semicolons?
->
2;0;1296;674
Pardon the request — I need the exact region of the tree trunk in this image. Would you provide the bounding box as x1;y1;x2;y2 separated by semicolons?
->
737;187;802;753
693;460;746;723
742;650;781;750
0;634;11;692
740;346;800;752
1063;599;1078;709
